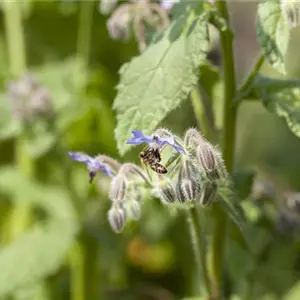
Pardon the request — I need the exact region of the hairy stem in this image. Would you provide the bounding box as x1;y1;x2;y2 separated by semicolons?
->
185;207;211;297
211;1;237;298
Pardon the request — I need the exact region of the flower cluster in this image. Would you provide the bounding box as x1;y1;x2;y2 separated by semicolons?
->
6;72;53;123
69;128;228;233
99;0;171;52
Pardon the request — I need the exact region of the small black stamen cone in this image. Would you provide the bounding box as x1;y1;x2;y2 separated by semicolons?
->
89;171;96;184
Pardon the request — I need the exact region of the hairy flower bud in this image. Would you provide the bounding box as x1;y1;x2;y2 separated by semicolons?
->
281;0;300;28
126;199;141;221
109;175;127;202
176;159;200;202
184;128;206;149
196;143;224;180
199;182;217;206
158;179;177;204
108;205;126;233
180;179;199;202
107;5;131;41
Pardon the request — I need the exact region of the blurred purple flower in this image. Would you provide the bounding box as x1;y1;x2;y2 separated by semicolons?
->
126;130;185;154
68;151;114;183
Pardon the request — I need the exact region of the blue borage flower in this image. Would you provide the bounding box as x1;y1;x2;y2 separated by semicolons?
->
68;151;114;183
126;130;186;154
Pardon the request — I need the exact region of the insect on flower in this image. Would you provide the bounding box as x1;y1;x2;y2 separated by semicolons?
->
139;145;168;174
126;129;185;174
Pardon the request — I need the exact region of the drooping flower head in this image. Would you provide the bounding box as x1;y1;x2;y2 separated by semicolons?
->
68;151;114;183
126;130;186;154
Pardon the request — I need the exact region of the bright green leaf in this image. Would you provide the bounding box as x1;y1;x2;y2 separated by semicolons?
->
256;0;290;74
113;13;210;155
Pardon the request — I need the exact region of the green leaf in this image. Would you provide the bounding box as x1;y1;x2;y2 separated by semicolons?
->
218;184;253;252
23;122;57;158
283;281;300;300
254;79;300;137
256;0;290;74
0;167;78;297
232;169;255;201
113;13;210;155
0;97;21;140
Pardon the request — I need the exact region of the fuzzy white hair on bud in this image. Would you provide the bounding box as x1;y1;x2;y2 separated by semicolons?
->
126;200;141;221
199;182;217;207
184;128;206;149
109;175;128;202
158;179;177;204
180;179;199;202
107;205;127;233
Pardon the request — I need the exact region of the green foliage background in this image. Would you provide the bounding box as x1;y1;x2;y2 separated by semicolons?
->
1;1;300;300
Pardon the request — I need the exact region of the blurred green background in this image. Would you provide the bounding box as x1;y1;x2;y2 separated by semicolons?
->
1;1;300;300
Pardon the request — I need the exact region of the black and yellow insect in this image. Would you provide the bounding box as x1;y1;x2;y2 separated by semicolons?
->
139;147;167;174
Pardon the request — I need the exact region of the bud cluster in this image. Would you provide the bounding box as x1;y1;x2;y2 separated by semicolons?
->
6;72;53;123
154;128;227;207
69;127;229;233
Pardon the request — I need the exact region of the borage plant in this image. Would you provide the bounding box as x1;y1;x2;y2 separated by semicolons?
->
69;0;300;299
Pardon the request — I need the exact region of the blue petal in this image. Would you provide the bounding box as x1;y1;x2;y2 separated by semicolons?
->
126;130;153;145
161;141;186;154
68;151;92;163
99;164;114;177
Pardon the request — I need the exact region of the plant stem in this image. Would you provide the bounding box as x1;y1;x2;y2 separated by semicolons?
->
211;1;237;299
185;207;211;297
190;85;217;142
3;1;33;238
3;1;26;75
69;241;85;300
235;54;265;102
68;3;96;300
76;0;94;83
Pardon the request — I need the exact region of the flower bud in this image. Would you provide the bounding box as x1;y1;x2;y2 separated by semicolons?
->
199;182;217;206
107;205;126;233
184;128;206;149
180;178;199;202
109;175;127;202
196;143;223;180
281;0;300;28
99;0;118;15
176;158;200;202
126;200;141;221
107;5;131;41
158;179;177;204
